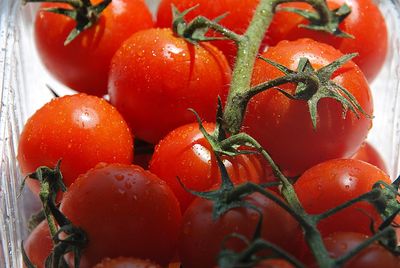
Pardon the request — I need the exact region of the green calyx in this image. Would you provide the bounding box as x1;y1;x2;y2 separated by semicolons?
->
23;0;112;45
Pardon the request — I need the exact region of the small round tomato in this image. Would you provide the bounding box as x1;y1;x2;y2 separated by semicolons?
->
23;221;52;268
34;0;153;96
351;142;387;173
266;0;387;81
305;232;400;267
108;28;231;144
179;192;301;268
60;163;182;267
93;257;161;268
17;94;133;195
294;159;391;237
244;39;373;175
156;0;261;65
149;122;265;211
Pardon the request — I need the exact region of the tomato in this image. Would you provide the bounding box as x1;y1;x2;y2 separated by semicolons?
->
23;221;52;268
178;192;301;268
108;28;231;144
351;142;387;173
17;94;133;195
304;232;400;267
266;0;387;81
156;0;261;65
254;259;294;268
93;257;161;268
244;39;373;176
149;122;265;211
60;163;182;267
294;159;391;237
34;0;153;96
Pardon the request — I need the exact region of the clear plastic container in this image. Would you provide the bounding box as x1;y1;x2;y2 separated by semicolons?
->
0;0;399;267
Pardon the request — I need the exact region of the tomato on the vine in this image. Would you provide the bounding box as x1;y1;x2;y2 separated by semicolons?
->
149;122;266;211
266;0;387;81
244;38;373;176
23;221;52;268
108;28;231;144
294;159;391;237
156;0;261;65
34;0;153;96
60;163;182;267
92;257;161;268
17;94;133;195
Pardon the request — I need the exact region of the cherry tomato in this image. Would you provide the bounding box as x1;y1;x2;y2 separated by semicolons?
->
266;0;387;81
244;39;373;175
60;163;182;267
305;232;400;267
156;0;261;65
179;191;301;268
294;159;391;237
23;221;52;268
34;0;153;96
17;94;133;196
93;257;161;268
108;28;231;144
149;122;265;211
351;142;387;173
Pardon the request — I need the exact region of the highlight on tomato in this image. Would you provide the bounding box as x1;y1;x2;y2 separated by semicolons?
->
17;94;134;195
244;38;373;176
108;28;231;144
32;0;154;96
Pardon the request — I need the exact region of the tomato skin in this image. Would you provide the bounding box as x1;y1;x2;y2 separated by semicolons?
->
17;94;133;194
294;159;391;237
34;0;153;96
23;221;52;268
351;142;387;173
149;122;265;211
305;232;400;267
60;163;182;267
93;257;161;268
244;39;373;176
109;28;231;144
156;0;261;65
178;192;301;268
254;259;294;268
266;0;387;81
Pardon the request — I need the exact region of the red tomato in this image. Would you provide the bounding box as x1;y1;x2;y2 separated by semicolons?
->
34;0;153;96
352;142;387;173
108;28;231;144
179;192;301;268
17;94;133;195
149;122;265;211
23;221;52;268
244;39;373;175
305;232;400;267
156;0;261;65
266;0;387;81
255;259;294;268
60;163;182;267
294;159;391;236
93;257;161;268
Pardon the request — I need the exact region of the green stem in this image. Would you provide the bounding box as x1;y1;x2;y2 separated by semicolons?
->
39;180;58;239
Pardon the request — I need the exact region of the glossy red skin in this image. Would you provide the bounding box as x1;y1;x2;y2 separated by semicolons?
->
17;94;133;195
266;0;387;81
60;163;182;267
305;232;400;267
156;0;261;65
294;159;391;237
244;39;373;175
352;142;387;173
34;0;153;96
93;257;161;268
109;28;231;144
179;192;301;268
149;122;265;211
23;221;52;268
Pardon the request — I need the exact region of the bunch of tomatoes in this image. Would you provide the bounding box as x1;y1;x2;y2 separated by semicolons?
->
17;0;400;267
